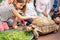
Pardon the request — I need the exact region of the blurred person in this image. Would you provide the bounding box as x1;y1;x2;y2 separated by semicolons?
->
36;0;51;19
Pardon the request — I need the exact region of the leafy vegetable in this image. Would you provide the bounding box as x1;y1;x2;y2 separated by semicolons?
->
0;30;34;40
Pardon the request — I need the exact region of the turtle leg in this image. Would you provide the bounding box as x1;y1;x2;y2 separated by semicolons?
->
24;27;33;32
33;28;39;40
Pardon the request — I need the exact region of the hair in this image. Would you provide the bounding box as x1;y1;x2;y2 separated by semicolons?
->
17;0;26;3
22;5;26;15
13;0;26;15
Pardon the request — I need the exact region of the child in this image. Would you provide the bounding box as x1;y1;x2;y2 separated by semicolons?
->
12;0;38;29
0;0;37;29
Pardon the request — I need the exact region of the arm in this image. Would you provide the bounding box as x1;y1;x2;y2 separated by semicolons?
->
42;11;48;17
12;9;37;20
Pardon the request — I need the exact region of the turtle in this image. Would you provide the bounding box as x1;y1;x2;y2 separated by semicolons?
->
25;17;59;39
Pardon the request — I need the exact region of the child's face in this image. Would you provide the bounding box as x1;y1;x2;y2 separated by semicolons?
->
16;3;25;9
